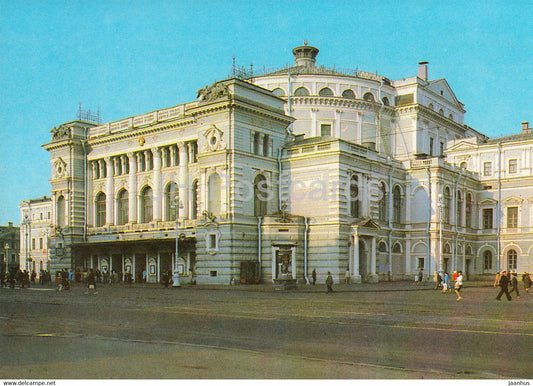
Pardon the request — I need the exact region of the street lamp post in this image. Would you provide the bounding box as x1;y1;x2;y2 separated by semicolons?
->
171;196;183;287
22;215;30;273
437;194;444;275
4;242;9;274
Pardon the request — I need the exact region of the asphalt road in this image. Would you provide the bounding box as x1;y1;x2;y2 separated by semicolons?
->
0;281;532;379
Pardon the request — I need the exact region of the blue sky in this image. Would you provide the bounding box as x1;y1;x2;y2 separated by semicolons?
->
1;0;532;224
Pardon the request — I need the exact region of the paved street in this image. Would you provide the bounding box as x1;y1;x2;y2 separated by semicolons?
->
0;280;532;379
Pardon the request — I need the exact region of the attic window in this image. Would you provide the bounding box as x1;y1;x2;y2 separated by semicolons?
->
319;87;333;96
440;90;444;96
363;92;375;102
294;87;309;96
342;89;356;99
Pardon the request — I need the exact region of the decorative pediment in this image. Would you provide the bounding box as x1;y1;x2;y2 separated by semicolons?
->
503;195;523;206
53;157;68;178
354;217;381;229
479;198;498;206
426;79;464;110
447;140;478;152
203;124;227;151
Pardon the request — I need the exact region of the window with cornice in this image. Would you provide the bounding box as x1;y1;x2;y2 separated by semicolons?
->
483;162;492;176
96;192;106;227
507;249;518;271
482;208;493;229
507;206;518;229
509;159;518;174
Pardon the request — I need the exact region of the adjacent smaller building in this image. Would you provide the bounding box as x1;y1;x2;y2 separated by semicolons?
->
20;196;52;275
1;222;20;275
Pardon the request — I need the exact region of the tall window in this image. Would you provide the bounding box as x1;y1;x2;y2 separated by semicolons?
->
253;132;261;154
117;189;129;225
263;134;270;156
482;208;493;229
32;238;36;250
393;185;401;223
39;238;43;249
429;137;434;156
165;182;178;221
96;192;106;227
457;190;463;226
254;174;268;217
320;124;331;136
465;193;473;228
507;206;518;229
141;186;153;223
509;159;518;174
57;196;65;228
208;174;222;216
378;182;387;222
443;187;451;224
350;175;360;218
507;249;517;271
483;162;492;176
484;251;492;270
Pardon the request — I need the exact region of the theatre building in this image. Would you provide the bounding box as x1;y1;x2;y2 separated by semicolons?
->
42;43;533;284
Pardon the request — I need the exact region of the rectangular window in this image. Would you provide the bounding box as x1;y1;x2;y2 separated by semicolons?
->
429;137;434;156
208;233;217;250
507;206;518;228
482;208;493;229
320;124;331;136
483;162;492;176
440;142;444;156
417;258;425;269
32;238;36;250
39;238;43;249
484;254;492;270
509;159;518;174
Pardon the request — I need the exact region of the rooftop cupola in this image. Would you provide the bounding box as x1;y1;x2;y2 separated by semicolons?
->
292;41;319;67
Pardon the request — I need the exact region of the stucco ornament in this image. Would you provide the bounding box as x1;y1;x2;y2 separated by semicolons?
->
203;125;226;151
197;82;230;102
53;157;68;178
276;202;292;223
50;125;71;141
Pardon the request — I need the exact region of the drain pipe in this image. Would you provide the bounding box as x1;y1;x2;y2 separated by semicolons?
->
304;217;310;284
257;216;262;279
82;127;89;242
497;142;502;271
426;165;432;278
277;148;283;211
388;157;394;281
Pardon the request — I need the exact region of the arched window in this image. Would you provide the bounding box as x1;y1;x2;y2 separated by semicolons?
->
428;103;434;110
363;92;375;102
392;243;402;253
96;192;106;227
272;88;285;97
393;185;402;223
448;113;453;120
191;179;198;220
165;182;178;221
507;249;517;271
439;108;444;115
208;174;222;215
342;89;356;99
382;96;390;106
294;87;309;96
117;189;129;225
465;193;473;228
141;186;153;223
457;190;463;226
378;181;387;222
378;242;387;253
350;174;360;218
460;161;467;169
318;87;333;96
56;195;65;228
254;174;268;217
484;250;493;270
444;187;451;224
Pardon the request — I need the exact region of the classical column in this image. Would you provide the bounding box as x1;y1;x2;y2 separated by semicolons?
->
128;152;137;223
369;236;378;282
152;147;162;221
178;142;189;219
352;234;361;283
105;157;114;225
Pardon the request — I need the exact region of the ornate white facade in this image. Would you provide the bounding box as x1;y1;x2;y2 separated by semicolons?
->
41;44;532;284
19;197;52;275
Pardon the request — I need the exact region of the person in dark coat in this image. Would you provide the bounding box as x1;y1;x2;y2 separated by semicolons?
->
509;272;520;298
85;268;97;294
496;270;512;301
522;272;532;293
312;268;317;285
326;271;333;293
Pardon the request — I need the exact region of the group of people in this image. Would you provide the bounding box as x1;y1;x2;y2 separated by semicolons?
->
434;270;463;301
495;270;532;301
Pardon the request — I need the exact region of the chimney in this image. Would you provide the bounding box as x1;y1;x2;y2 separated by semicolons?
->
522;121;531;134
418;61;428;81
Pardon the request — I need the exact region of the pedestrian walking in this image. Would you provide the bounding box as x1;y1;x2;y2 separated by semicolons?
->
442;272;450;293
85;268;97;295
494;271;501;287
434;271;442;290
522;272;532;293
454;270;463;301
417;269;423;285
496;270;512;301
509;272;520;298
326;271;333;293
344;268;350;284
312;268;316;285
